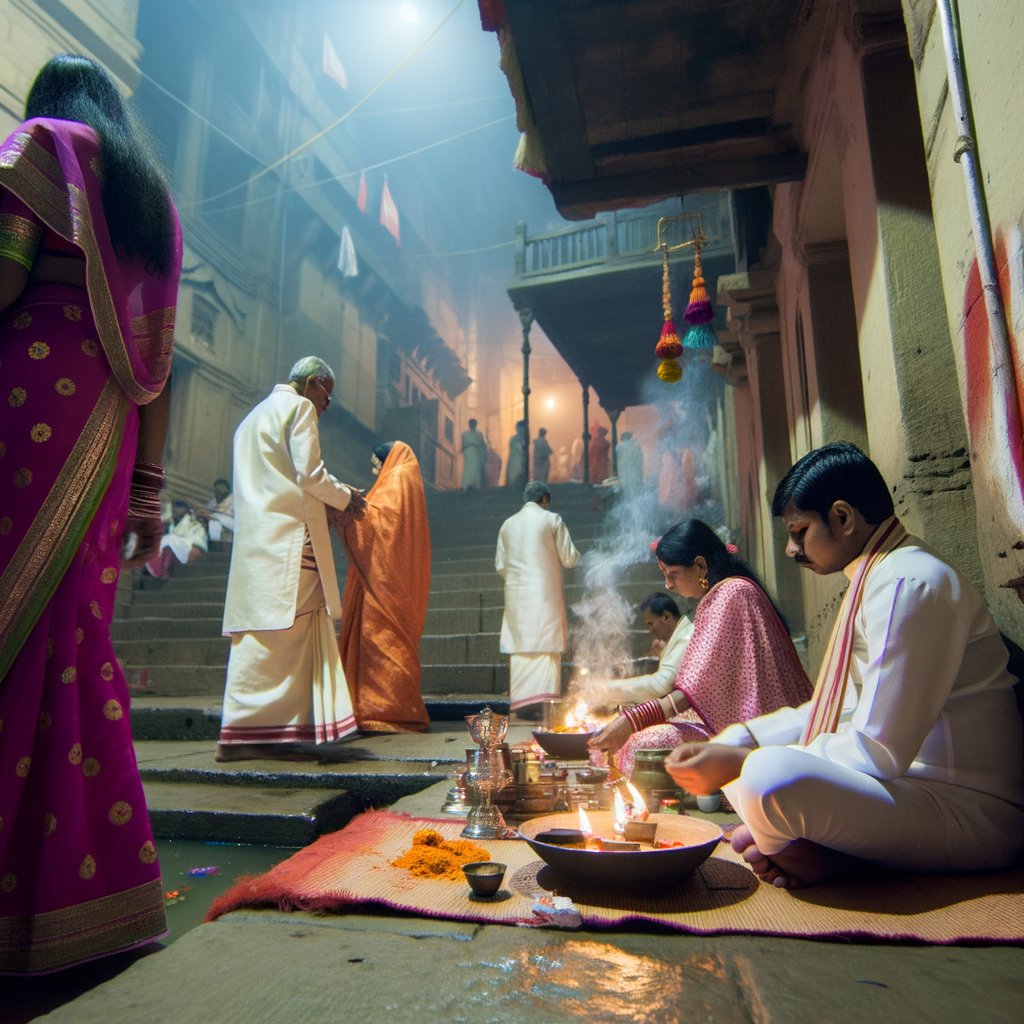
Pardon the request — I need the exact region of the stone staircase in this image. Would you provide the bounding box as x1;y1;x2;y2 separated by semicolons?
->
119;483;666;844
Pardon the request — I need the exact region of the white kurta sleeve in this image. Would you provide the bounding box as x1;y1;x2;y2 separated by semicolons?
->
495;530;506;578
287;399;352;511
801;575;971;782
716;704;811;747
592;618;694;705
553;517;580;568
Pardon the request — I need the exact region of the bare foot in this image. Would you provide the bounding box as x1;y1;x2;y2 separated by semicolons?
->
730;824;860;889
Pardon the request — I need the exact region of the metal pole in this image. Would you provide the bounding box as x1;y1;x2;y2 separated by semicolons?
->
936;0;1012;379
582;383;590;485
608;408;621;477
518;306;533;482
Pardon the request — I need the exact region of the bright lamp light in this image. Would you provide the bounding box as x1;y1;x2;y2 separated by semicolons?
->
399;2;417;22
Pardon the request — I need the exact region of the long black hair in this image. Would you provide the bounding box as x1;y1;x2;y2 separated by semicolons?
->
25;55;174;276
373;441;396;465
654;519;786;623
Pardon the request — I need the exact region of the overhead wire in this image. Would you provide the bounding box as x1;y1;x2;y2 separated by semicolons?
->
200;115;514;217
188;0;467;209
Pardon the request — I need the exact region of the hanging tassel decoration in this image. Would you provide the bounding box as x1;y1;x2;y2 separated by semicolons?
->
682;321;717;349
654;246;683;380
683;244;715;325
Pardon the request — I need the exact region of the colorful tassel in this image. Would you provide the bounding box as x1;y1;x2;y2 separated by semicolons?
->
657;358;683;382
683;245;715;325
682;321;717;349
655;320;683;360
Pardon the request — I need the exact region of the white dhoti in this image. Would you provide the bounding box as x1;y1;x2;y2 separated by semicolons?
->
159;534;194;564
219;567;356;744
723;746;1024;873
509;653;561;711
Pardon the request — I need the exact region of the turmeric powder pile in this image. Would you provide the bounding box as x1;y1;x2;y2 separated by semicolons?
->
392;828;490;880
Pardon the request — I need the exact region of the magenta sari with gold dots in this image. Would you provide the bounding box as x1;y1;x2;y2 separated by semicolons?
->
0;119;181;974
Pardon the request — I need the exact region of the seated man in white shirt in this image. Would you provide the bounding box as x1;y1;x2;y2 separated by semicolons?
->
145;499;208;578
583;593;694;711
667;442;1024;888
195;478;234;543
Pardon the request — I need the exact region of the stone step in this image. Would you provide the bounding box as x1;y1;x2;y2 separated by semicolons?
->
116;637;230;666
116;602;227;621
143;780;356;845
424;605;504;634
112;617;224;642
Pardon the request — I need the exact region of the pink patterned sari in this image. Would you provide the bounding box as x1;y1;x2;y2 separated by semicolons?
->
0;119;181;974
617;577;813;778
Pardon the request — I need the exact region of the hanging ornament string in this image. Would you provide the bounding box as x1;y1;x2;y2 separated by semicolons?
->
655;244;683;382
682;239;717;348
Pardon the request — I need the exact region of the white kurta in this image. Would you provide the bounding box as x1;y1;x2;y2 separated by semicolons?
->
220;385;356;745
496;501;580;654
206;493;234;542
461;430;487;490
160;512;208;564
717;537;1024;872
223;385;351;633
616;439;644;490
587;616;694;707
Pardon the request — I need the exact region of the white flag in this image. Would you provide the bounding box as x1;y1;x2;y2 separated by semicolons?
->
323;34;348;90
338;226;358;277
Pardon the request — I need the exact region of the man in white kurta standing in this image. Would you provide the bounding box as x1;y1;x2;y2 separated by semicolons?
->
216;357;366;761
460;418;487;490
496;481;580;718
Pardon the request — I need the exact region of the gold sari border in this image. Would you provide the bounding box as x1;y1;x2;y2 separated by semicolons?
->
0;879;166;975
0;212;44;269
0;377;127;681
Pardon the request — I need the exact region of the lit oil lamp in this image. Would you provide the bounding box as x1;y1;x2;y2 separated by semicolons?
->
578;805;604;850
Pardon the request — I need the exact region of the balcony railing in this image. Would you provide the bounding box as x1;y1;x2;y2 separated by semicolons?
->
513;194;734;281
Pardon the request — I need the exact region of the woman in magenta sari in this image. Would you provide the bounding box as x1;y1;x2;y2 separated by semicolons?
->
590;521;812;778
0;56;181;974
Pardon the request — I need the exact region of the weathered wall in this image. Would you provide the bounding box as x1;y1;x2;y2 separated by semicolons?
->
902;0;1024;644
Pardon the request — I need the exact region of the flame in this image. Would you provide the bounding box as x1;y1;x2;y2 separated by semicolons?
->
578;806;593;836
613;788;627;834
625;781;649;821
559;695;613;734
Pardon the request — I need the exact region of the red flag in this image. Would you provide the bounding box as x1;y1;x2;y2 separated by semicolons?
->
356;172;367;213
380;177;400;245
322;34;348;89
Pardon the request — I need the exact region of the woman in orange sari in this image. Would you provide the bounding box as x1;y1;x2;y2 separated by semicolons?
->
333;441;430;732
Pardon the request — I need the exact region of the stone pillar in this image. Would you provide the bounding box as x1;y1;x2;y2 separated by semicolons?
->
582;383;591;485
607;408;621;477
718;270;805;631
839;40;982;588
518;306;533;483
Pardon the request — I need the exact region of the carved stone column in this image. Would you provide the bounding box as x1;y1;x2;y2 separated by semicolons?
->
518;305;533;482
581;383;590;485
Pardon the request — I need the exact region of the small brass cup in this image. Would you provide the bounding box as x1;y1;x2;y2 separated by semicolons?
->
462;861;506;897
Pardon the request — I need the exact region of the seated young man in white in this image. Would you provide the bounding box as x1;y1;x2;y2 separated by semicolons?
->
667;442;1024;888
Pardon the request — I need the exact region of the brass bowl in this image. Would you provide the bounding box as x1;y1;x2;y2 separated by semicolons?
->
462;861;506;896
532;730;597;760
519;812;722;887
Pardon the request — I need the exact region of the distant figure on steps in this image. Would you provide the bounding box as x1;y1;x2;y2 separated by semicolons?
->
589;424;611;483
195;477;234;543
496;482;580;717
616;431;644;490
332;441;431;733
506;419;527;490
145;499;208;578
533;427;552;482
460;418;487;490
217;356;365;761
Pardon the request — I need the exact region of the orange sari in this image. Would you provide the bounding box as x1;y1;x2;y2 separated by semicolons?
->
337;442;430;732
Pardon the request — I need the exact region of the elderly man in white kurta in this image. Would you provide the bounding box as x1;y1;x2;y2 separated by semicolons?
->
216;357;365;761
496;481;580;714
666;443;1024;888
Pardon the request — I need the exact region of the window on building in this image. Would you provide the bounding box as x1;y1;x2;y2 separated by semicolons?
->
191;294;217;349
444;415;454;443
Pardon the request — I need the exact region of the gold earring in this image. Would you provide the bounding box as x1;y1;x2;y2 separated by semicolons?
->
699;570;709;592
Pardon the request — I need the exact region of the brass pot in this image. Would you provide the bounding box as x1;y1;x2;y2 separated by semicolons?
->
630;748;680;807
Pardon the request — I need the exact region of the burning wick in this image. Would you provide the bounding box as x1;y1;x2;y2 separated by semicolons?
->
613;789;628;835
578;806;593;836
625;781;650;822
579;804;604;850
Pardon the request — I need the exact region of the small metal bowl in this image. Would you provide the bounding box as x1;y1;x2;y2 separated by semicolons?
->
575;767;611;786
462;861;507;897
532;730;597;760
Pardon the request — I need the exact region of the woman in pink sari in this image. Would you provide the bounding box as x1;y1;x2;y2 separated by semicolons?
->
590;520;812;778
0;56;181;974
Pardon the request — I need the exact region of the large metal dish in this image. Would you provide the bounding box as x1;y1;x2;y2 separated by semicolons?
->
519;812;722;887
532;730;597;760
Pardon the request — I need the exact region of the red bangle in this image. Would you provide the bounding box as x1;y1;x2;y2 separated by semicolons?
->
622;700;666;734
